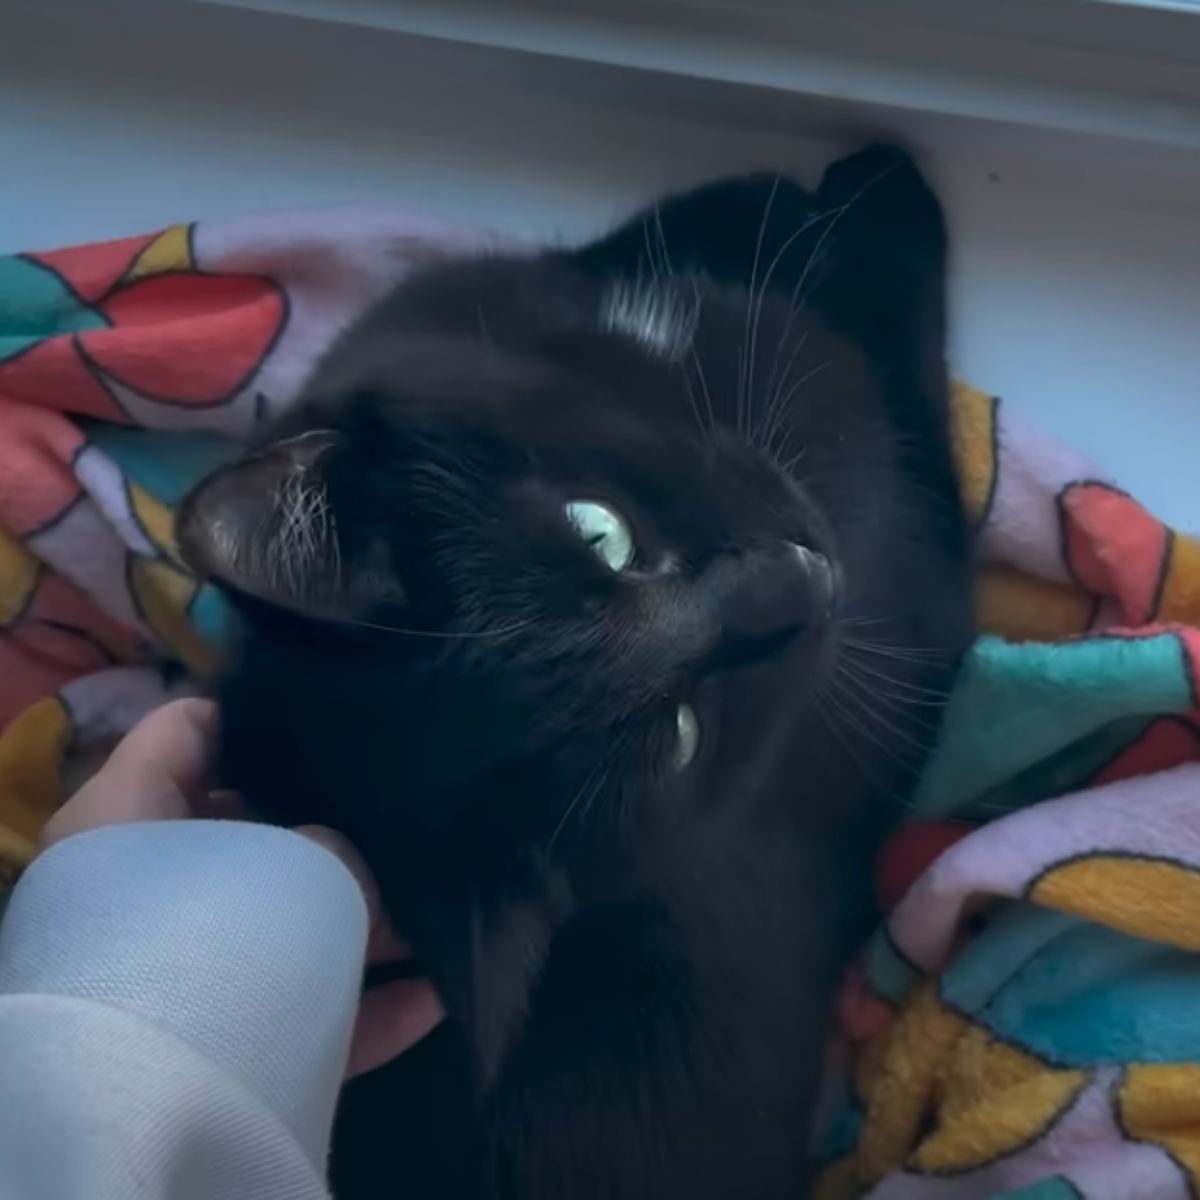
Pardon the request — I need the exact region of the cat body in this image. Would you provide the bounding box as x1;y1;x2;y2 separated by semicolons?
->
180;145;972;1199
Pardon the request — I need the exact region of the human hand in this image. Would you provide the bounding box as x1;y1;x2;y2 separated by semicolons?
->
40;698;443;1077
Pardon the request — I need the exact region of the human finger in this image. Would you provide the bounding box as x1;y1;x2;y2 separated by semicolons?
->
41;698;218;848
347;977;445;1078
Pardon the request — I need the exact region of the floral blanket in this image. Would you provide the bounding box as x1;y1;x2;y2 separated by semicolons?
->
2;213;1199;1199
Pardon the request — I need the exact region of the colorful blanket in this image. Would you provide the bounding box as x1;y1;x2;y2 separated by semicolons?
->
2;214;1199;1199
0;212;466;877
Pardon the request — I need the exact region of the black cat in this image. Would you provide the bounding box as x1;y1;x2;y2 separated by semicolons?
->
180;144;973;1199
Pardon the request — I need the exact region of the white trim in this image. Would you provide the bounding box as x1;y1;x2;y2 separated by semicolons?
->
192;0;1200;149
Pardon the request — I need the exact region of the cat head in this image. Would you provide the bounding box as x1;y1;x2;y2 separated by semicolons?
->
178;144;962;1083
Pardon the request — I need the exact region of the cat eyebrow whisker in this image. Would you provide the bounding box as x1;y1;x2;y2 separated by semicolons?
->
601;278;698;362
778;159;908;394
757;356;831;458
684;276;717;440
639;209;714;444
740;176;781;439
755;332;810;451
752;157;906;449
744;197;844;440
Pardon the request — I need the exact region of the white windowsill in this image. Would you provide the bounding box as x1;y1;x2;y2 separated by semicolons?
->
193;0;1200;149
3;0;1199;526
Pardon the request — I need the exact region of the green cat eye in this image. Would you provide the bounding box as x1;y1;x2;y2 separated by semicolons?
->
674;703;700;771
564;500;634;572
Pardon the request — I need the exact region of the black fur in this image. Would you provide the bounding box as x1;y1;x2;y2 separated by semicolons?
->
180;144;973;1199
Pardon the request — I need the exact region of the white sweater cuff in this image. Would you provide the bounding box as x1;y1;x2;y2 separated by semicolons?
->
0;821;369;1167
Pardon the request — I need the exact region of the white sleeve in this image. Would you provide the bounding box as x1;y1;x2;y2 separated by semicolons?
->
0;821;372;1199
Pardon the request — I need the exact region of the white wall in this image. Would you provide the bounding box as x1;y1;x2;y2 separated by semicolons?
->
2;0;1198;527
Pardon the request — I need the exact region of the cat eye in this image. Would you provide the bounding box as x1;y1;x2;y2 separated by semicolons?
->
673;703;700;771
564;500;635;572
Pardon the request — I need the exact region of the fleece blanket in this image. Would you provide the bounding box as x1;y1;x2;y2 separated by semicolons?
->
2;215;1200;1199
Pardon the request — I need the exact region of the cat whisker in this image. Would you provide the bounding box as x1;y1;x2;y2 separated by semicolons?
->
758;360;831;457
573;755;621;840
680;374;709;441
741;159;901;454
326;616;534;642
641;212;660;280
819;698;928;817
740;176;781;438
834;668;949;748
546;744;619;852
813;685;876;778
838;649;952;702
814;679;912;806
546;777;596;854
685;278;717;438
833;665;939;757
643;211;713;443
777;448;808;477
843;688;947;724
836;679;946;727
764;421;807;473
755;331;810;450
755;159;905;442
838;634;950;664
750;208;838;428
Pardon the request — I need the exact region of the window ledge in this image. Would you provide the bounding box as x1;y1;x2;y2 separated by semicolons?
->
194;0;1200;150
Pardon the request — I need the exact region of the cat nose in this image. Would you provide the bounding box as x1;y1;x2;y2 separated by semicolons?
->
702;541;834;669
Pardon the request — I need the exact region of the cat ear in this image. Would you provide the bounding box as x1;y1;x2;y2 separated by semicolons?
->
179;430;399;619
813;142;948;351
